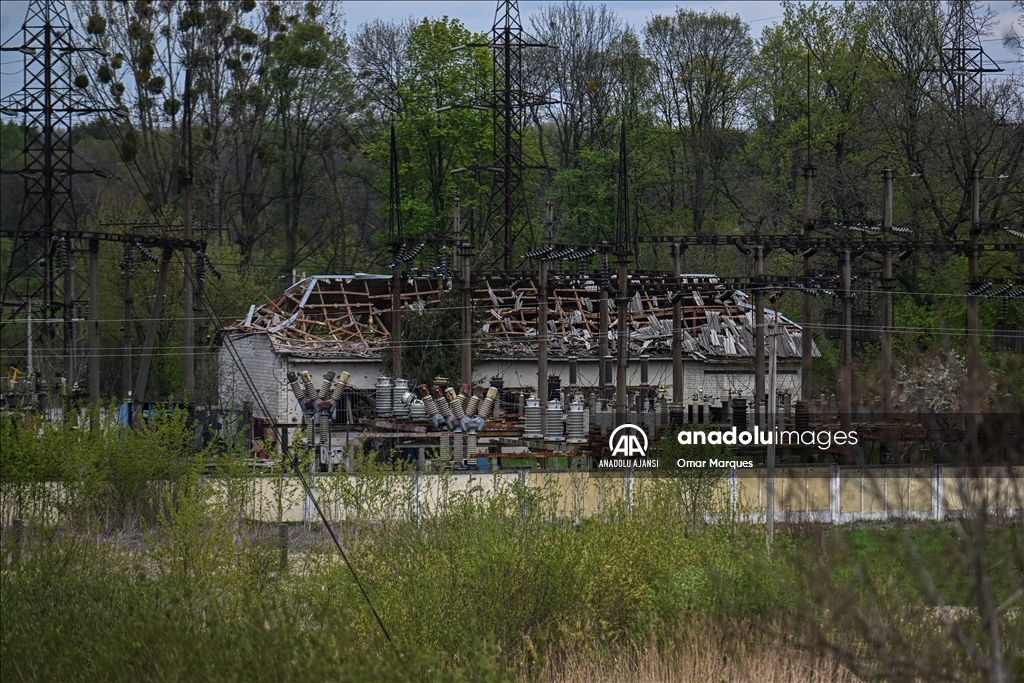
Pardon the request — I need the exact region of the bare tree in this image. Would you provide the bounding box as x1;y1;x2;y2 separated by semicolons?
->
643;8;753;234
528;1;624;169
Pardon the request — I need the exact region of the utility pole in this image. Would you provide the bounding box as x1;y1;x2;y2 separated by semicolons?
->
754;246;765;427
966;168;981;452
389;127;405;381
538;201;552;437
615;122;629;425
881;170;893;416
841;248;853;435
132;247;173;426
599;248;609;399
122;260;133;401
88;238;99;406
766;303;779;550
672;241;683;403
461;238;472;388
182;69;195;402
802;165;815;401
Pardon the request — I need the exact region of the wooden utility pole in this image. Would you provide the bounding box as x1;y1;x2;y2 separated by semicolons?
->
802;165;815;401
461;239;472;387
881;170;893;416
754;246;765;427
182;68;195;401
88;238;100;406
132;247;173;426
841;248;852;433
599;248;609;397
672;241;683;402
615;123;629;425
122;266;132;400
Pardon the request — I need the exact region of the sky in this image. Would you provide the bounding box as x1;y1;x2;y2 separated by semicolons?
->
1;0;1021;100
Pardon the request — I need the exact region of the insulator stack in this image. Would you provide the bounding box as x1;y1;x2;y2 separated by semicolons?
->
457;383;471;411
480;387;498;420
669;402;686;426
795;400;810;431
319;371;335;399
490;377;504;418
306;415;316;447
567;401;586;443
375;375;393;416
731;398;747;430
466;434;478;458
433;386;451;416
546;400;564;440
300;371;316;401
439;434;450;460
410;399;426;420
466;385;484;416
287;372;305;404
319;411;330;445
524;396;542;438
446;388;466;419
330;371;350;400
420;384;438;416
393;378;411;418
547;375;562;402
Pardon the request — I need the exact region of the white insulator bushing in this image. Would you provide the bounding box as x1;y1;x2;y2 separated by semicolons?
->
288;372;305;403
393;378;411;418
410;399;426;420
330;372;350;400
480;387;498;420
446;388;466;419
436;395;452;416
524;396;542;438
423;395;438;416
546;399;564;440
466;395;481;416
319;411;330;444
439;434;450;461
375;375;393;417
300;371;316;400
319;371;335;399
466;434;478;457
567;401;586;442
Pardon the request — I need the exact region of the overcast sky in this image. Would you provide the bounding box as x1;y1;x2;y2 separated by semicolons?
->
2;1;1021;101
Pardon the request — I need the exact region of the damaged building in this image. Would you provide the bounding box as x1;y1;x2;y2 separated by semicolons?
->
218;272;819;426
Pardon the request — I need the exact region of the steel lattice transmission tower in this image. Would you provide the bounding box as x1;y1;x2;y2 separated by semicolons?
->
0;0;113;385
944;0;1003;112
463;0;554;270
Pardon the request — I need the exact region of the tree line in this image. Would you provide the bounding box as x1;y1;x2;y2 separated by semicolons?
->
0;0;1021;401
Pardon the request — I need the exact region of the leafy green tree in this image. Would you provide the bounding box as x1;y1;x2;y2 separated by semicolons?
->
361;18;491;243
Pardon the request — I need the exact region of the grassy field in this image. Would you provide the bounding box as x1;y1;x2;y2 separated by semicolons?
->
1;413;1022;682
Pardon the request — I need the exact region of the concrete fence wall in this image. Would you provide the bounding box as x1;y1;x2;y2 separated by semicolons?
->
3;466;1021;527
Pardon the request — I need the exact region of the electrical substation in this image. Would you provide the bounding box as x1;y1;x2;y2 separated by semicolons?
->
1;0;1022;479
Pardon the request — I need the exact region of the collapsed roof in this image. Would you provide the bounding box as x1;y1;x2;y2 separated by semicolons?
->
222;273;820;361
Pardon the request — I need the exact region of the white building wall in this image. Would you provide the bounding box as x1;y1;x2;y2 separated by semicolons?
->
474;358;803;402
218;333;289;421
219;333;383;424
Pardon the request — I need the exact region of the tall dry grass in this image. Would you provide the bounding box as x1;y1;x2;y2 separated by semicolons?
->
544;626;861;683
